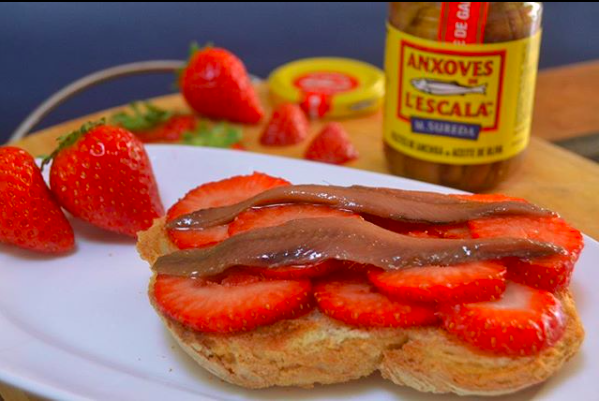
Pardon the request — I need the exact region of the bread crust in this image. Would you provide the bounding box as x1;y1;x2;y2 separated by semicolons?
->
138;217;585;395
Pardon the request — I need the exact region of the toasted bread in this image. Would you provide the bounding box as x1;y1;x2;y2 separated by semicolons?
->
137;217;585;395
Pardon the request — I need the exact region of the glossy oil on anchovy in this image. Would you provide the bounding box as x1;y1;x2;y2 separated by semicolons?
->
167;185;552;230
154;217;563;278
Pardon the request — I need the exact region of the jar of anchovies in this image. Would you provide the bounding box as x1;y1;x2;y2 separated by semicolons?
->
384;2;542;191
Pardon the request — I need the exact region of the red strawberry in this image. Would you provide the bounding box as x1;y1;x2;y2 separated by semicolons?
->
46;121;164;237
179;46;264;124
153;271;313;333
111;102;197;143
166;173;290;249
137;115;197;143
0;147;74;253
228;204;359;236
305;123;358;165
314;274;438;328
469;215;583;292
440;282;566;355
260;103;309;146
242;261;338;280
451;193;528;203
368;261;507;304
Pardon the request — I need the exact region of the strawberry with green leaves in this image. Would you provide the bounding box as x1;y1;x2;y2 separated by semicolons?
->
44;121;164;237
179;44;264;124
111;102;197;143
0;147;74;253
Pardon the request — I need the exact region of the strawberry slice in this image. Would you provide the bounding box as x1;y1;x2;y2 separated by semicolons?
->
305;123;358;165
229;204;358;279
451;193;528;203
469;215;583;292
314;274;438;328
166;172;290;249
368;261;507;304
153;271;313;333
260;103;309;146
440;282;566;356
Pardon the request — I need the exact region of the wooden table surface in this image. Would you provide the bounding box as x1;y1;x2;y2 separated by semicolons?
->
3;62;599;401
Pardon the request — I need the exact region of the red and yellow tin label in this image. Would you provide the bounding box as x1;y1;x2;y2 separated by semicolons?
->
384;24;541;165
268;58;384;119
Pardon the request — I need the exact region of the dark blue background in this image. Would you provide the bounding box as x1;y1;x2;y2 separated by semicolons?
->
2;2;598;143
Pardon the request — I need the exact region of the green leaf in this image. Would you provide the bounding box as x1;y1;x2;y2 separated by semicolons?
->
41;119;105;171
110;101;173;132
181;121;242;149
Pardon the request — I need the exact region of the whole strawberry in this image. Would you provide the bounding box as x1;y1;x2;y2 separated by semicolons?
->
45;121;164;237
111;102;197;143
179;45;264;124
0;147;74;253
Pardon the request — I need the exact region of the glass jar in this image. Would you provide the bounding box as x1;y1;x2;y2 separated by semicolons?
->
384;2;543;191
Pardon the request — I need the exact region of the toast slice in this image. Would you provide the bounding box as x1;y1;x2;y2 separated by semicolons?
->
138;217;585;395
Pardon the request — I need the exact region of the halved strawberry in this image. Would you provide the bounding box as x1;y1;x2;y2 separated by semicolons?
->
228;204;360;236
260;103;309;146
368;261;506;304
314;274;438;328
305;123;358;165
153;271;313;333
440;282;566;356
469;215;583;292
166;172;290;249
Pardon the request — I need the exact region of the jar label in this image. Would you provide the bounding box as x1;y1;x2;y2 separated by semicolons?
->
384;24;541;165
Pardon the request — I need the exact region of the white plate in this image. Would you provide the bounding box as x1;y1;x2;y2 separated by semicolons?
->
0;145;597;401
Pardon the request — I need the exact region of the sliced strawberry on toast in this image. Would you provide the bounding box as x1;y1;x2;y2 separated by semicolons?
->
153;271;312;333
368;261;507;304
469;215;583;292
314;274;438;328
166;172;290;249
260;103;309;146
440;282;566;356
305;123;358;165
451;193;528;203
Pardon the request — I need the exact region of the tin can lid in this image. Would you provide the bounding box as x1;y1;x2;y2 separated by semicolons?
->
268;58;384;119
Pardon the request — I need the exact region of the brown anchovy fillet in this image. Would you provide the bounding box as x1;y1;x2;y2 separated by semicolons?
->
154;217;563;278
166;185;553;231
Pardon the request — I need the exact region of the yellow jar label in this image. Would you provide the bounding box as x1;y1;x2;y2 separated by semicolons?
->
384;24;541;165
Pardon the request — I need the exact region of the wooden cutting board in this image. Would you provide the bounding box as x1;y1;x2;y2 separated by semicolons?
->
10;83;599;239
